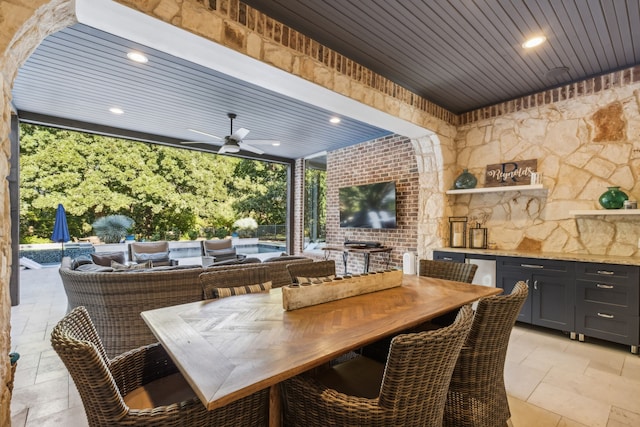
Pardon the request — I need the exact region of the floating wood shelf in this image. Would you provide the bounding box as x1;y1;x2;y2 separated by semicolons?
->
570;210;640;216
446;184;545;195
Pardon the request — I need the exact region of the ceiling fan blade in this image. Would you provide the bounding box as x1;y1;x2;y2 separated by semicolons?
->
180;140;220;146
244;139;281;146
231;127;250;140
239;143;264;154
217;145;228;154
187;129;222;140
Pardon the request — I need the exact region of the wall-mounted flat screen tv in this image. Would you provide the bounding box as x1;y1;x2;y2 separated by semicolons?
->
339;181;397;229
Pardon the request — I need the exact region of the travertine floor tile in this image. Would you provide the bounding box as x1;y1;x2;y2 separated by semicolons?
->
607;406;640;427
620;354;640;381
557;417;589;427
504;359;547;400
507;395;561;427
521;344;590;374
528;382;610;427
24;406;88;427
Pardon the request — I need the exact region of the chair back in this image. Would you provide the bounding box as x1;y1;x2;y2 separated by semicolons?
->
377;304;474;424
200;265;271;299
287;260;336;283
201;239;238;262
444;281;529;427
419;259;478;283
128;241;171;263
50;307;128;425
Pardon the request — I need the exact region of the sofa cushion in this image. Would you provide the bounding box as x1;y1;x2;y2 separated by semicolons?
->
111;260;153;271
213;281;272;299
75;263;114;272
91;252;126;267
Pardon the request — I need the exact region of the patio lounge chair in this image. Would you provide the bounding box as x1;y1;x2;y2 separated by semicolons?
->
128;241;177;266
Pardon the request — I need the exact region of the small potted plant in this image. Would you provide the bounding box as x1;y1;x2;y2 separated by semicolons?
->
92;215;135;244
232;217;258;239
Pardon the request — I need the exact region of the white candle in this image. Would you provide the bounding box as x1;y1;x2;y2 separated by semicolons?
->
453;231;463;247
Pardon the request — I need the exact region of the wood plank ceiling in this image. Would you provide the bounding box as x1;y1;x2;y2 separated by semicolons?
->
11;1;640;161
243;0;640;113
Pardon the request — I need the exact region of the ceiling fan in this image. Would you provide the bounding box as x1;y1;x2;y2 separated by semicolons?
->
182;113;280;155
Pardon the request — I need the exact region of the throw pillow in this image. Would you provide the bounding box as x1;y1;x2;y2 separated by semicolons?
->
295;275;335;285
111;260;153;271
135;252;170;263
91;252;126;267
213;281;273;299
71;256;94;270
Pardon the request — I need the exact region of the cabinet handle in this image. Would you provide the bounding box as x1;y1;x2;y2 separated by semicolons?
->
525;279;529;286
596;284;614;289
442;257;453;261
521;263;544;269
533;280;538;290
596;270;615;275
597;312;614;319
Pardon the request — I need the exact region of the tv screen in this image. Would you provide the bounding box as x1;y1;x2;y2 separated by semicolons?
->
339;181;397;229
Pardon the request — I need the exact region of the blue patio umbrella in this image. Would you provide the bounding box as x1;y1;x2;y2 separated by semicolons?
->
51;204;70;261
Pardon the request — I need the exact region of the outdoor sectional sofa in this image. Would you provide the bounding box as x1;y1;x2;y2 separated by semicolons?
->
58;255;314;357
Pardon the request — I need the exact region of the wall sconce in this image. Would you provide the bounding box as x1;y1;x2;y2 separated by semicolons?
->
469;222;488;249
449;217;468;248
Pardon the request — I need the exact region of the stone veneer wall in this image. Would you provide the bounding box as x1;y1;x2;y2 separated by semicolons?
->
326;135;420;274
452;80;640;256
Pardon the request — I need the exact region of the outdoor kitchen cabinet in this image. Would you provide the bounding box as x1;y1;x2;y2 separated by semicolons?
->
574;262;639;353
496;256;575;332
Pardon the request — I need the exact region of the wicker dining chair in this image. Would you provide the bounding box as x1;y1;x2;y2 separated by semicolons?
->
51;306;269;427
281;305;474;427
444;281;529;427
199;265;272;299
362;258;478;362
286;260;336;284
419;259;478;283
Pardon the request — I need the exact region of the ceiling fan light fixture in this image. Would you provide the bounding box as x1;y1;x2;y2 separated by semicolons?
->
223;138;241;153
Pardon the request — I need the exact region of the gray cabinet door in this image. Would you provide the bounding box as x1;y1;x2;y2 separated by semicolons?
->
497;256;574;331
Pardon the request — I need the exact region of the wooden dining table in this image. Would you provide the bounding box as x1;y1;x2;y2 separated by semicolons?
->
141;274;502;426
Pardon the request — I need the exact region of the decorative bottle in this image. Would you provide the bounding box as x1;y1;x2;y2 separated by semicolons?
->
598;186;628;209
454;169;477;189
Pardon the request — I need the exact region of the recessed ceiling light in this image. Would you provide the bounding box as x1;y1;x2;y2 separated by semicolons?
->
109;107;124;115
522;36;546;49
272;142;281;146
127;51;148;63
329;117;341;124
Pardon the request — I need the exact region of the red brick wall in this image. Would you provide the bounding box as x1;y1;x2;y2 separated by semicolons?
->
326;134;418;274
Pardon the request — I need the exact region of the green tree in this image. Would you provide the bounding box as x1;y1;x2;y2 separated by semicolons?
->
229;159;288;225
19;124;247;242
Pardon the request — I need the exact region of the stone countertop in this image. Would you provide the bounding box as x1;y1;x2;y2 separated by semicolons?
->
434;247;640;267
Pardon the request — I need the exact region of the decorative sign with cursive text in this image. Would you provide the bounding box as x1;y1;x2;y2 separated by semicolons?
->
485;159;537;187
